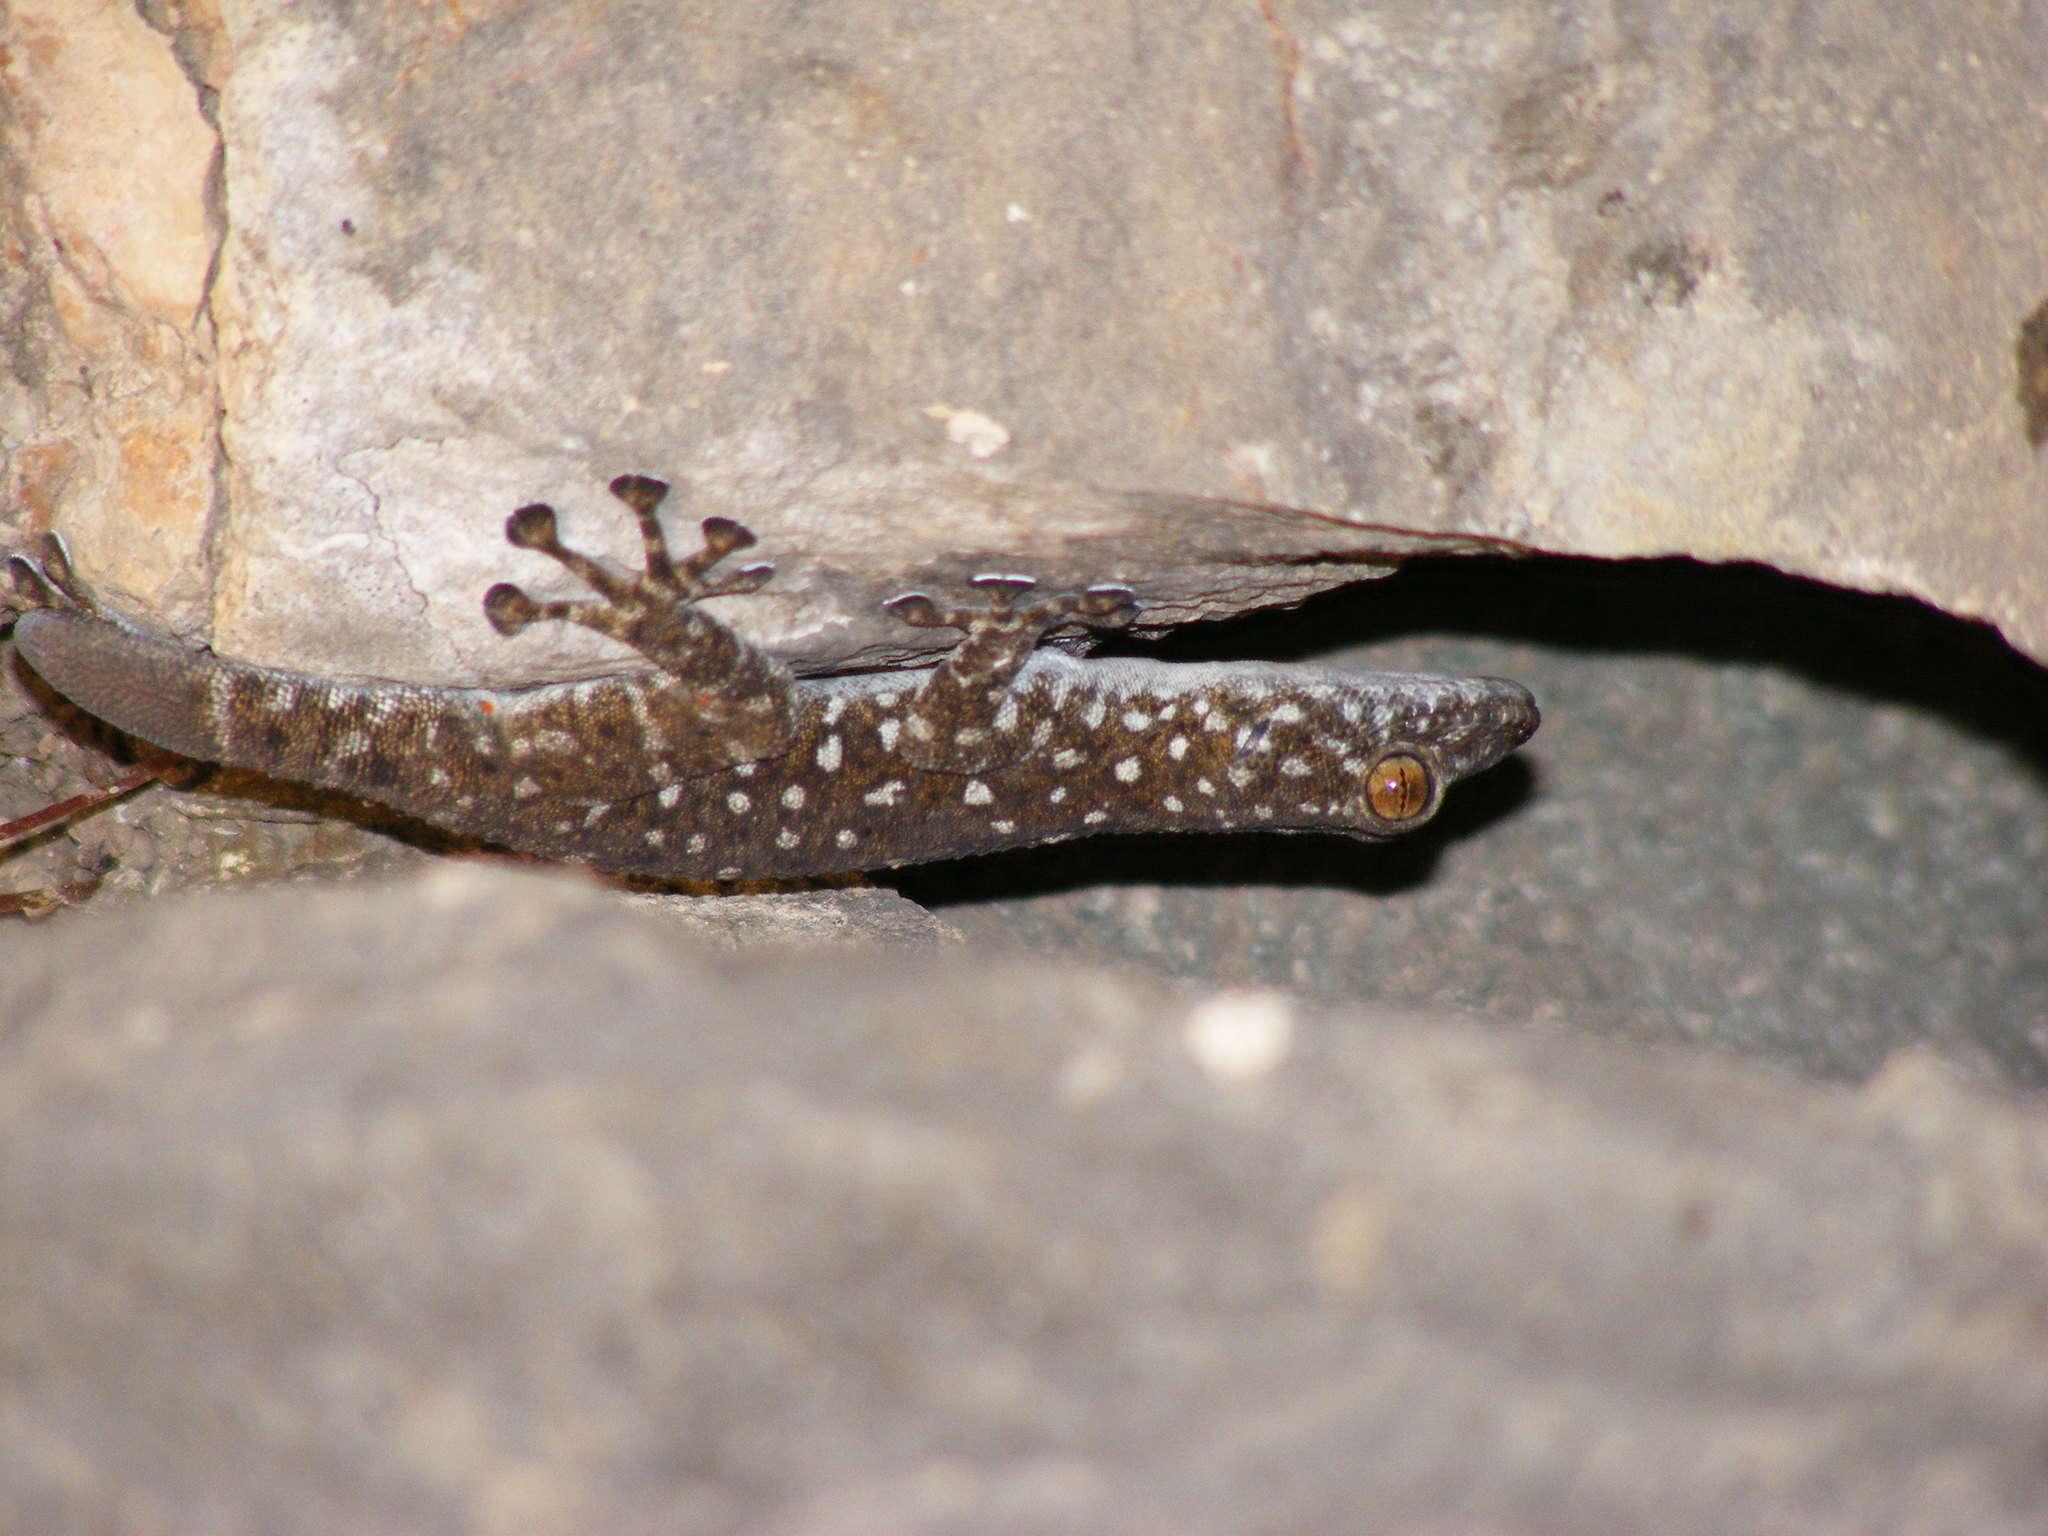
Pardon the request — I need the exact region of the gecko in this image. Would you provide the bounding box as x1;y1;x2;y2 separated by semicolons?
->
5;474;1538;881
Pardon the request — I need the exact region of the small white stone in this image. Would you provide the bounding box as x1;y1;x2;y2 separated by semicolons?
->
1183;990;1296;1081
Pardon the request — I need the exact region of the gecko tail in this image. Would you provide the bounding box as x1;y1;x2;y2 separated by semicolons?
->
12;606;472;809
13;608;239;765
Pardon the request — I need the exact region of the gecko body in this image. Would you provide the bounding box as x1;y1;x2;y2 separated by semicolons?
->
8;475;1537;880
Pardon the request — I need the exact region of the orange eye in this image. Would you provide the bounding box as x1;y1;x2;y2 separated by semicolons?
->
1364;750;1433;823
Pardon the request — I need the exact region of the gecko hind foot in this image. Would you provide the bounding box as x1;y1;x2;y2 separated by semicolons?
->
884;573;1143;772
6;534;100;618
482;476;775;641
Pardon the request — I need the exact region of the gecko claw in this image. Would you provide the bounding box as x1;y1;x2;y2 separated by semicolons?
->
885;592;947;628
698;516;756;554
697;561;776;600
504;503;562;552
967;575;1038;610
607;474;670;514
1069;584;1139;625
482;582;543;635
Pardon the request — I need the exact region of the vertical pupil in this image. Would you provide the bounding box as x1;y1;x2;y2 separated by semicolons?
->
1366;751;1431;821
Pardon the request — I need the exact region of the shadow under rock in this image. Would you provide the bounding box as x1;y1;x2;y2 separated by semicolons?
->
1137;553;2048;778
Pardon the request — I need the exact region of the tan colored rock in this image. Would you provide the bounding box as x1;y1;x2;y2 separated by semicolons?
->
1;0;218;615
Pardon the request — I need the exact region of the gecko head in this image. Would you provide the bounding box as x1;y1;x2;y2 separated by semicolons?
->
1330;673;1539;839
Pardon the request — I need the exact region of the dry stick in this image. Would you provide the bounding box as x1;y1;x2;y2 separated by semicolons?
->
0;759;169;852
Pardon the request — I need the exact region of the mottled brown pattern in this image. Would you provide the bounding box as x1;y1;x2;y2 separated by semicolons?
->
9;477;1538;880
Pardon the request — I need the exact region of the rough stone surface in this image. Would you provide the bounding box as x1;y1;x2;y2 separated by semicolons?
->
3;1;2046;674
3;865;2047;1533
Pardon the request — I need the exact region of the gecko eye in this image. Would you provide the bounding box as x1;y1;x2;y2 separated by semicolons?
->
1363;748;1435;825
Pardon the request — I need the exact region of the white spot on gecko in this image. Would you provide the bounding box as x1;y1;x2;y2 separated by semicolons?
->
816;736;843;772
782;785;805;809
1114;758;1140;782
727;790;751;813
1167;735;1189;760
864;780;906;806
963;779;994;805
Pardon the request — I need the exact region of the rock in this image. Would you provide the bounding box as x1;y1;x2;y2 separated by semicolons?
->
3;865;2045;1531
4;2;2045;670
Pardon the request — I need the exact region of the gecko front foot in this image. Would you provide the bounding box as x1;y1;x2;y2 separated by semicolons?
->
884;574;1138;642
884;573;1140;771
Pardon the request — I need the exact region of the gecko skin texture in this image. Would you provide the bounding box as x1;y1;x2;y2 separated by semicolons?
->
9;475;1538;881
